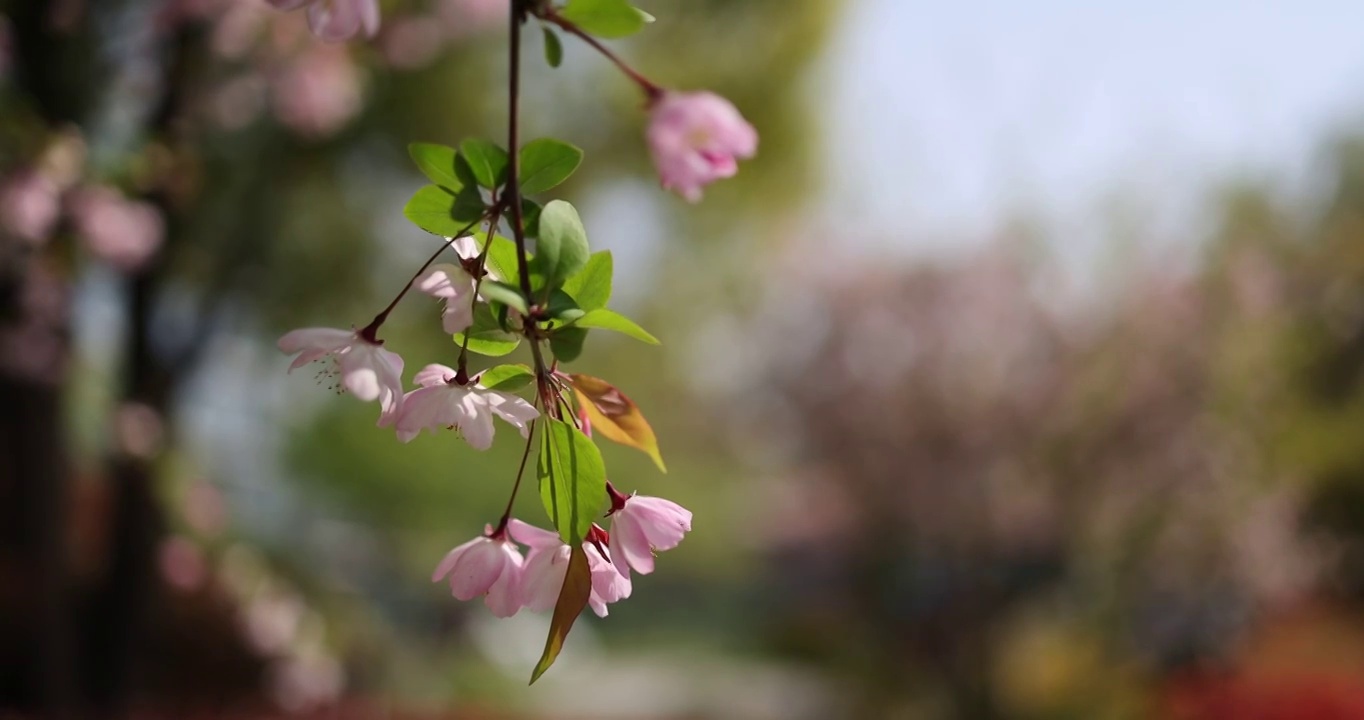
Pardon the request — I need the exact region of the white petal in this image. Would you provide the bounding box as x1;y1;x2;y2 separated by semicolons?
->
413;363;457;388
432;536;481;582
507;519;563;550
278;326;353;356
448;539;501;601
457;393;496;450
486;391;539;436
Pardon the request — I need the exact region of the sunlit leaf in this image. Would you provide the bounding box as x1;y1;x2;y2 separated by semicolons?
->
459;138;509;189
561;251;612;311
408;143;463;190
569;374;665;472
519;138;583;195
403;185;485;236
573;308;658;344
480;233;525;287
479;280;529;314
529;545;590;684
547;289;585;323
478;364;533;392
537;418;606;543
559;0;652;38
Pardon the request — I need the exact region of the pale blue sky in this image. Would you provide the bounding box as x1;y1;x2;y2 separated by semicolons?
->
824;0;1364;261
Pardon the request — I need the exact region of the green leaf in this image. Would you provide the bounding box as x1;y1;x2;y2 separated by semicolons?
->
559;0;652;38
561;251;612;311
480;233;524;286
542;26;564;68
520;199;543;238
547;289;585;323
408;143;464;190
454;304;521;356
478;280;529;314
549;326;588;363
459;139;508;189
568;374;666;472
404;185;484;236
519;139;583;195
574;308;658;344
532;200;590;296
529;545;590;684
538;418;606;543
478;364;533;392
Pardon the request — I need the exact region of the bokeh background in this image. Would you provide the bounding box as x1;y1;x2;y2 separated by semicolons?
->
5;0;1364;718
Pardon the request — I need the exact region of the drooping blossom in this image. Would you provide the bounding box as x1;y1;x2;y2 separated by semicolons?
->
414;236;484;335
265;0;379;43
431;526;523;617
646;90;758;202
277;327;405;420
607;490;692;579
393;364;537;449
68;186;165;272
272;45;363;138
509;520;631;617
0;171;61;245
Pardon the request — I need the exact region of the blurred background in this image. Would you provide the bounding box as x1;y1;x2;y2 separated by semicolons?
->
4;0;1364;718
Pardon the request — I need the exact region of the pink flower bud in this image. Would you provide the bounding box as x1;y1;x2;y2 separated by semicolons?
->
646;91;757;203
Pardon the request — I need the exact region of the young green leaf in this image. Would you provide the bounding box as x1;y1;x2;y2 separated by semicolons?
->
529;545;590;684
519;139;583;195
459;139;509;189
480;233;524;286
574;308;658;344
542;26;564;68
408;143;463;190
537;418;607;543
561;251;612;311
478;364;534;392
549;326;588;363
532;200;590;295
403;185;485;236
454;304;521;356
568;374;666;472
559;0;652;38
478;280;530;315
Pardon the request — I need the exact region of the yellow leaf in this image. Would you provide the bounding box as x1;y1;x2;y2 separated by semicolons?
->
568;374;666;472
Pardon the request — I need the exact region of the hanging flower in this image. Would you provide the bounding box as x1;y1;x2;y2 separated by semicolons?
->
277;327;405;420
508;520;631;617
431;526;523;617
646;90;758;202
393;364;537;449
607;491;692;579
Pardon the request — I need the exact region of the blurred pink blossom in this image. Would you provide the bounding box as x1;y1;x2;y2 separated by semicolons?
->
436;0;505;37
213;0;273;59
646;90;758;202
271;45;363;138
266;0;379;43
379;15;445;70
68;186;164;272
159;536;208;592
0;171;61;245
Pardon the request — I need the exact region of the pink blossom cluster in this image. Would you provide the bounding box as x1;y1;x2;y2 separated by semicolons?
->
431;493;692;618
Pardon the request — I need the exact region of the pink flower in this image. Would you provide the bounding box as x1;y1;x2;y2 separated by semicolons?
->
414;237;485;335
608;493;692;578
272;45;363;138
508;520;631;617
68;186;165;272
0;171;61;245
431;527;523;617
393;364;538;449
646;91;758;203
277;327;405;420
265;0;379;43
